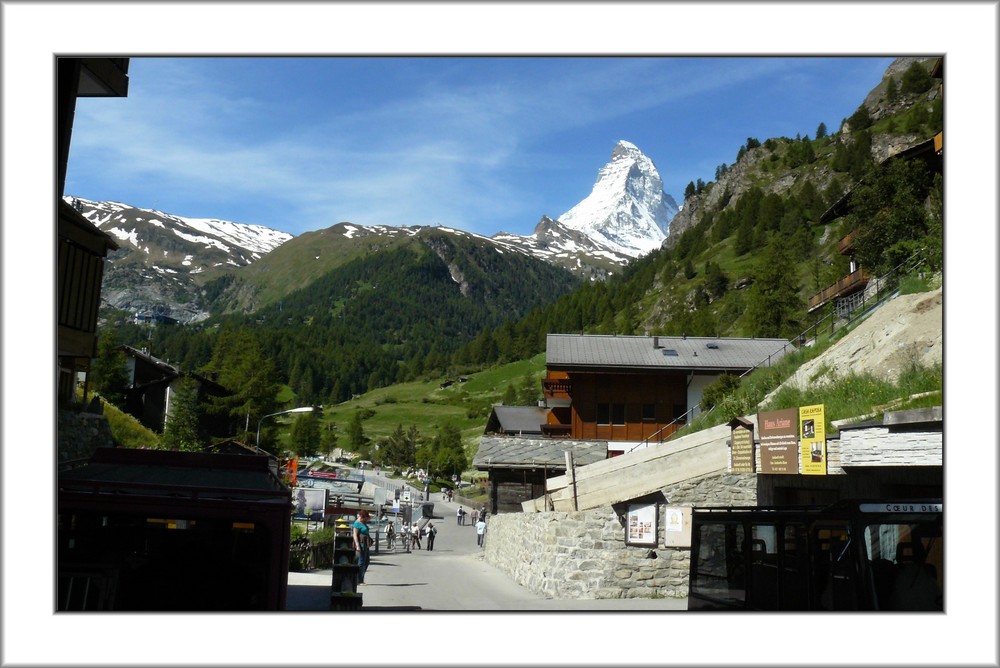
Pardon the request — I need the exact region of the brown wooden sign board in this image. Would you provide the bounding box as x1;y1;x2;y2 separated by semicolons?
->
757;407;799;474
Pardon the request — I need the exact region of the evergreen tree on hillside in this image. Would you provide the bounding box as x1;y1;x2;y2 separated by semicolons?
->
347;410;370;458
848;105;872;131
846;158;934;275
743;239;803;338
900;61;932;94
161;376;203;451
289;411;321;457
816;122;828;139
92;329;130;408
201;328;279;442
885;75;899;103
430;424;467;478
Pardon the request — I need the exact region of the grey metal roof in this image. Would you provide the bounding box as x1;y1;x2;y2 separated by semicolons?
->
546;334;792;372
489;405;548;435
473;436;607;470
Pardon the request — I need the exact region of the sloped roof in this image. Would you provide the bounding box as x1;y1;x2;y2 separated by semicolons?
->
486;405;548;435
473;436;607;470
546;334;792;372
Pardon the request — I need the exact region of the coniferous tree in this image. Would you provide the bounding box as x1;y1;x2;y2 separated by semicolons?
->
201;328;279;441
743;239;803;338
885;75;899;103
161;376;203;451
900;61;932;94
91;329;130;407
347;410;369;456
815;122;828;139
848;104;872;131
289;411;321;457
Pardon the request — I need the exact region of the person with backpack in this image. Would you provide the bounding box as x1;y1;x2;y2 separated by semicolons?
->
457;506;466;525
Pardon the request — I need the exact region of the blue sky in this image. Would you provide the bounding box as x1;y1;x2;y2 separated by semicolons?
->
66;56;893;238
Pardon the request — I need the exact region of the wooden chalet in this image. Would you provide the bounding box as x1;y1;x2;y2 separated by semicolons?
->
542;334;793;454
473;436;607;514
483;405;549;436
57;58;129;404
121;345;230;436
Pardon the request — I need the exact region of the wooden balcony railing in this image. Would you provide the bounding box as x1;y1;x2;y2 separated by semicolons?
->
542;379;572;396
808;267;870;311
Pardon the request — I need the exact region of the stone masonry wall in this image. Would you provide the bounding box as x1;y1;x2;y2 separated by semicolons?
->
483;472;756;599
58;409;115;465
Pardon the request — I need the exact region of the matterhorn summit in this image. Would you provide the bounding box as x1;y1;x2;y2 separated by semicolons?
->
556;140;678;257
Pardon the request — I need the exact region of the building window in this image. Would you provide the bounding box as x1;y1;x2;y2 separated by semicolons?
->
642;403;656;422
611;403;625;425
673;404;687;423
596;403;610;425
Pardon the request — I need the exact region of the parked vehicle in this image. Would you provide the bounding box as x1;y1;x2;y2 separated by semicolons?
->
687;500;943;611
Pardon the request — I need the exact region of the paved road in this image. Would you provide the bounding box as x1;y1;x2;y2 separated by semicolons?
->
286;483;687;611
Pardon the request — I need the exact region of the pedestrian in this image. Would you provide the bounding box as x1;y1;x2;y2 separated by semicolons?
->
412;522;422;550
353;509;372;584
425;522;436;550
475;517;487;547
457;506;465;525
479;506;487;523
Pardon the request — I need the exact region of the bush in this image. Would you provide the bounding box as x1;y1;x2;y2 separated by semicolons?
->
700;373;743;411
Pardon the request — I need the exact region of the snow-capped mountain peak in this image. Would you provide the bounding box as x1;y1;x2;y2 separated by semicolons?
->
556;140;678;257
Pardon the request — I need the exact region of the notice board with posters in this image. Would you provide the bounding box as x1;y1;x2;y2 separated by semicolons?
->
625;502;658;546
757;408;799;474
662;506;692;548
799;404;827;475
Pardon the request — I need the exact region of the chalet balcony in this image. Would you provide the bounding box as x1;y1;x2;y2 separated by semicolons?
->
837;230;859;255
807;267;870;312
542;379;572;396
540;423;572;437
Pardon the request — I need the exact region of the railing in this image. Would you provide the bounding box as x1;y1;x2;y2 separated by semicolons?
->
628;249;927;452
289;538;334;571
542;379;572;395
807;267;869;311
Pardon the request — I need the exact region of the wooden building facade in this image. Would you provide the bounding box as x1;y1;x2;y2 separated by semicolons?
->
542;334;793;454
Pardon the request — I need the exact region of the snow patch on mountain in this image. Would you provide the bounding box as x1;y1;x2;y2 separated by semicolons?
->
555;140;678;257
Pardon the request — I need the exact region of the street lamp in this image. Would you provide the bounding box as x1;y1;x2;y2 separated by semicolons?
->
255;406;318;453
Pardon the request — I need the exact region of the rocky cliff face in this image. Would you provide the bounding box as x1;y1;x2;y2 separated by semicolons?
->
664;56;940;250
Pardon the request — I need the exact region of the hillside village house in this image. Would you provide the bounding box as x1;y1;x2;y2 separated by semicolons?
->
474;333;792;512
121;345;230;436
541;333;793;455
809;57;943;316
57;59;128;405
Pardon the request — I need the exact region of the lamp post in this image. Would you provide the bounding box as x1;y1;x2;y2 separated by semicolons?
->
255;406;317;454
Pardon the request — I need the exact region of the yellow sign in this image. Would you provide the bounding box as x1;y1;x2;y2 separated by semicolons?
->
799;404;826;475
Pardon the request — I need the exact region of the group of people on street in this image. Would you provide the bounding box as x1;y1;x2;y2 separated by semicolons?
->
354;498;486;583
456;505;488;546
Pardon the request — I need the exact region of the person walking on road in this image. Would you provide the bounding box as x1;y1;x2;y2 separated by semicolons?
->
412;522;422;550
425;522;436;550
353;509;372;584
457;506;465;526
475;517;487;547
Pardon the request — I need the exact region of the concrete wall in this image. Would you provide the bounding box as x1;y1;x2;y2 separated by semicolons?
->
483;472;756;599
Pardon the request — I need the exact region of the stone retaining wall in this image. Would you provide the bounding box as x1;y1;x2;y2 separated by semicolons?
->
483;472;756;599
58;409;115;465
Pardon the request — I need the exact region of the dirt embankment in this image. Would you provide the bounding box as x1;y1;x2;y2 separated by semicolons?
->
764;287;942;402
